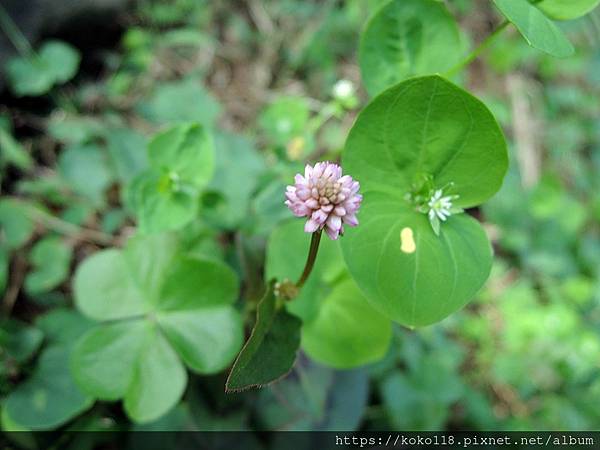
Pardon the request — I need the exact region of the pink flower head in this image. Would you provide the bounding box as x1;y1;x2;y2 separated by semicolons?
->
285;162;362;240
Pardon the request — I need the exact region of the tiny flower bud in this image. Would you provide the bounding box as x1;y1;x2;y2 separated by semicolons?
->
285;162;362;240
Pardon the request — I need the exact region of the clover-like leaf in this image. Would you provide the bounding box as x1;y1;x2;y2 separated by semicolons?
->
0;199;35;250
359;0;463;97
72;233;243;423
341;76;505;327
494;0;574;58
126;123;215;233
5;40;80;97
534;0;600;20
226;281;302;391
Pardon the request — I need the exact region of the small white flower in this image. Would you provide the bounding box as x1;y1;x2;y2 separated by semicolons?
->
425;188;461;235
332;79;355;100
427;189;453;222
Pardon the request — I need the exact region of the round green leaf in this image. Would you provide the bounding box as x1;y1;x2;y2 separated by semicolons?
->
359;0;463;96
341;192;492;326
535;0;600;20
343;75;508;209
5;346;93;430
25;237;72;295
0;199;35;250
302;278;392;369
5;57;54;97
147;123;215;189
38;40;81;84
494;0;575;58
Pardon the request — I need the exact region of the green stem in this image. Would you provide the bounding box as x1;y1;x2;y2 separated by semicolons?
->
0;3;34;56
445;20;510;78
295;230;322;288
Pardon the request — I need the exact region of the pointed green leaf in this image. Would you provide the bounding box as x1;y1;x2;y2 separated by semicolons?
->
494;0;575;58
226;282;301;391
359;0;463;96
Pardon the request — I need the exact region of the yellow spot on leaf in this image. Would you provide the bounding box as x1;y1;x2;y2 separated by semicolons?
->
400;227;416;254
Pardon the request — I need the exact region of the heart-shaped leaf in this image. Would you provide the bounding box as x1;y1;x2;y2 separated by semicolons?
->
72;233;243;422
226;281;302;391
359;0;463;96
341;76;505;326
494;0;574;58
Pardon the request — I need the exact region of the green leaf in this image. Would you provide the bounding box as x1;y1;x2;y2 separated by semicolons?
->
137;79;221;126
5;346;93;430
37;40;81;84
302;278;392;369
359;0;463;96
256;360;369;431
72;234;243;422
342;193;492;326
535;0;600;20
71;320;150;400
344;75;508;208
5;57;54;97
4;40;80;96
0;127;34;171
494;0;575;58
126;170;199;233
127;123;215;233
226;282;302;391
24;237;72;295
259;97;310;146
202;133;264;229
0;319;44;363
266;220;392;368
341;76;502;326
148;123;214;189
106;128;149;183
58;144;114;205
122;326;187;424
0;199;35;250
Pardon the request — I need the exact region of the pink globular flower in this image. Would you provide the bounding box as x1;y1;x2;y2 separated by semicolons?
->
285;162;362;240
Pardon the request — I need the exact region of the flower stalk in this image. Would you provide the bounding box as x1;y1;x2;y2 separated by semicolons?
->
295;230;322;288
